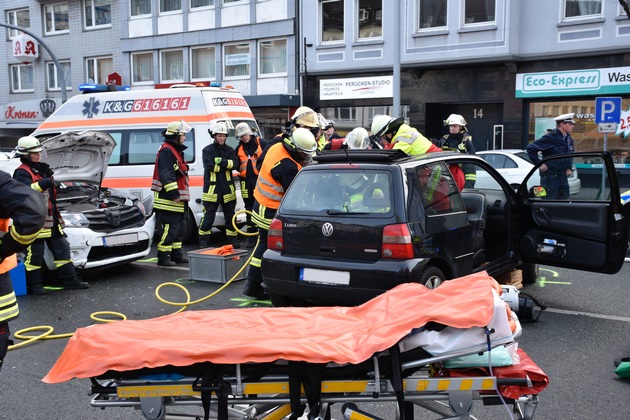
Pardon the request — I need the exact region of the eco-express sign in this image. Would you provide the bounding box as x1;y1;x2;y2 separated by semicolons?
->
515;66;630;98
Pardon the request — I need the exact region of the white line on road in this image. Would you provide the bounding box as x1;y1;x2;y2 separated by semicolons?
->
545;307;630;322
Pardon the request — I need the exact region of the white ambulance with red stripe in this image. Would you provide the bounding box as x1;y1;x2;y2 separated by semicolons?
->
32;83;257;241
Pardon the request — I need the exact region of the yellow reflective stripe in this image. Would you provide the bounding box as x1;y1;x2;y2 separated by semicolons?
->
157;223;171;252
10;224;41;245
250;256;262;268
0;291;17;307
163;182;178;192
54;260;72;269
210;172;217;182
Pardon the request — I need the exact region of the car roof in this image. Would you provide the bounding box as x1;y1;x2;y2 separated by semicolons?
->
313;149;482;166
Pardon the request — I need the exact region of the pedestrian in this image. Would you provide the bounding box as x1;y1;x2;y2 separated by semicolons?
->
0;169;46;371
234;122;268;248
13;137;89;294
525;112;576;200
198;121;240;248
242;128;317;299
438;114;477;188
151;120;192;266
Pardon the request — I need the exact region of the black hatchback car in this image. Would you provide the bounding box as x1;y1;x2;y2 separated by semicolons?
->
262;150;628;306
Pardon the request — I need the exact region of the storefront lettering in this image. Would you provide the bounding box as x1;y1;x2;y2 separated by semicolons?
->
524;73;598;89
4;106;38;120
609;72;630;83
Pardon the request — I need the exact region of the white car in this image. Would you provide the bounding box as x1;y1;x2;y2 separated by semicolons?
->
0;132;155;270
476;149;581;195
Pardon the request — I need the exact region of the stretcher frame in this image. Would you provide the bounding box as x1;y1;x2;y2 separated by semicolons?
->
87;344;540;420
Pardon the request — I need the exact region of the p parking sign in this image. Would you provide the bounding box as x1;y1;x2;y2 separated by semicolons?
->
595;97;622;124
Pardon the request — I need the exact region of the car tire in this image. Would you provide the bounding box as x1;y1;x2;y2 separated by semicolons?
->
521;262;539;285
418;266;445;289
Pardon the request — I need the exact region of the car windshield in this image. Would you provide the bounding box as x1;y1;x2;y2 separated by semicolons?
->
282;169;393;215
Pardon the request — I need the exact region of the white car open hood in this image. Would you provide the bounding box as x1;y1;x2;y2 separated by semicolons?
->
40;131;116;185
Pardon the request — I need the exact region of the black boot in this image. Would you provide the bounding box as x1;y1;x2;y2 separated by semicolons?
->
243;280;268;299
171;248;189;264
227;235;241;249
58;262;89;290
157;251;176;267
246;235;258;249
26;270;46;295
198;235;211;249
63;279;90;290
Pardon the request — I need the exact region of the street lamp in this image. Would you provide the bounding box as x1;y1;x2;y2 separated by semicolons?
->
0;22;67;103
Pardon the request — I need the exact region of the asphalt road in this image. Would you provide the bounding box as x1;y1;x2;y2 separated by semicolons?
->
2;243;630;419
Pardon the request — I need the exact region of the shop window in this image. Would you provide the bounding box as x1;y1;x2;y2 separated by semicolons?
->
86;56;113;84
258;39;287;76
131;52;154;84
564;0;602;19
191;47;216;80
47;61;71;91
11;65;34;93
321;0;344;43
160;50;184;82
84;0;111;28
44;3;69;35
7;8;29;39
463;0;495;25
223;43;250;79
191;0;214;7
358;0;382;38
130;0;151;16
418;0;447;29
160;0;181;13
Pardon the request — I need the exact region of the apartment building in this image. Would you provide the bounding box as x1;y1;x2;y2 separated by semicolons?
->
0;0;298;148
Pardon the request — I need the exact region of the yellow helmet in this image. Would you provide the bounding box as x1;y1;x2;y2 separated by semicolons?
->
16;136;43;155
286;127;317;155
370;114;395;138
291;106;319;128
444;114;467;126
164;120;192;136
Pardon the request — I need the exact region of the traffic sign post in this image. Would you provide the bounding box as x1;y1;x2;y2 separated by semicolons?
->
595;97;622;152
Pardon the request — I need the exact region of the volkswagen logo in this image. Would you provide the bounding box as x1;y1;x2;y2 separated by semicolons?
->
321;222;333;236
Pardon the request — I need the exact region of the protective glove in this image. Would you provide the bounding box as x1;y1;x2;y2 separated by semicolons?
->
214;157;222;165
39;178;54;190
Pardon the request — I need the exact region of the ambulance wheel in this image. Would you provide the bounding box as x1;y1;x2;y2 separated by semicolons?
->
418;266;445;289
521;262;539;285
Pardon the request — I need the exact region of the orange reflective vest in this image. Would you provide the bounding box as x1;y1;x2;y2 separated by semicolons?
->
237;141;262;178
253;143;301;209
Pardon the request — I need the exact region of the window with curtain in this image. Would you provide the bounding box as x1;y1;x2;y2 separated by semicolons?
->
321;0;344;43
161;50;184;81
358;0;382;38
160;0;181;13
7;8;30;38
44;3;70;34
464;0;495;24
47;61;72;90
564;0;602;18
85;0;111;28
11;65;34;92
258;39;287;76
132;52;154;84
130;0;151;16
86;56;113;84
191;47;216;80
224;43;250;78
418;0;447;29
191;0;214;7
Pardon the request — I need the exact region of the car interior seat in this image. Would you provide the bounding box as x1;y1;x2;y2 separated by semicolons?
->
362;183;391;212
461;192;487;267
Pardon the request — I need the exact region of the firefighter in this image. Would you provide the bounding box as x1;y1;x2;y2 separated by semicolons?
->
0;170;46;371
234;122;268;248
243;128;317;299
198;121;240;248
438;114;477;188
152;120;191;267
13;136;89;293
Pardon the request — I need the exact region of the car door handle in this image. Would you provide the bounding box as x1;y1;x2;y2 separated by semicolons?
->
534;207;552;224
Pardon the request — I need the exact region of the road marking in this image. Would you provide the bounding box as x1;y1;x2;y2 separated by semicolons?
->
545;307;630;323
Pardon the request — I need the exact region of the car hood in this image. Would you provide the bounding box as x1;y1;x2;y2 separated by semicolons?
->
40;131;116;184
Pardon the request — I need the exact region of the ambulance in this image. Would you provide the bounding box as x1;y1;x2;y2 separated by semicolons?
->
32;83;259;241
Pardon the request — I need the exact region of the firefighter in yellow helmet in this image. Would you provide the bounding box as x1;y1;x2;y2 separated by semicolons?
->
370;114;442;155
437;114;477;188
243;128;317;299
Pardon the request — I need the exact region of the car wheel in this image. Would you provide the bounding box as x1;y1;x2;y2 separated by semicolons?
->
418;266;445;289
521;262;539;285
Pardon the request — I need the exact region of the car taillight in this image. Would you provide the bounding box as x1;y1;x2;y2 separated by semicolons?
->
382;224;414;259
268;218;284;251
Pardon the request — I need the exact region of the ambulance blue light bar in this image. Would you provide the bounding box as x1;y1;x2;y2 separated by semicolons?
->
79;83;131;93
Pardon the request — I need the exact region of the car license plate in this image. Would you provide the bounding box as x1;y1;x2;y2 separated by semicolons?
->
103;233;138;247
299;268;350;286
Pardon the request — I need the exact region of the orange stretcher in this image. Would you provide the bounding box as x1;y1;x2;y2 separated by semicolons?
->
43;272;548;420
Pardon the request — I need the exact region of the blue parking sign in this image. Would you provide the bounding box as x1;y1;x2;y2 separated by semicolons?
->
595;97;622;123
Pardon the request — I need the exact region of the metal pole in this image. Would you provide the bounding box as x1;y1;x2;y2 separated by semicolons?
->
392;0;401;118
0;22;67;103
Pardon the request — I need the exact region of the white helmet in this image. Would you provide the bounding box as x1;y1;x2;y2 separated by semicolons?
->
444;114;467;126
317;113;328;130
16;136;43;155
212;121;229;136
371;114;395;138
235;122;254;138
291;106;319;128
287;127;317;155
345;127;370;150
164;120;192;136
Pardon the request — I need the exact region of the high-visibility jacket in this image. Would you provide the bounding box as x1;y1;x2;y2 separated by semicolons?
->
15;163;62;238
0;218;18;323
237;140;262;178
391;124;441;155
254;143;302;209
201;141;238;204
151;141;190;213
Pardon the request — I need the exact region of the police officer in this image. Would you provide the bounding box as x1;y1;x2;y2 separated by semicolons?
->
13;137;89;293
152;120;192;266
243;128;317;299
438;114;477;188
234;122;268;248
526;113;576;200
198;121;240;248
0;170;46;371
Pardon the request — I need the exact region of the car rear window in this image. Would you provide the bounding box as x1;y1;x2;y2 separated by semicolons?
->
282;169;393;215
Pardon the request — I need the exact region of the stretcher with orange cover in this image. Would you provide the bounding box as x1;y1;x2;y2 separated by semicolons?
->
43;273;548;420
